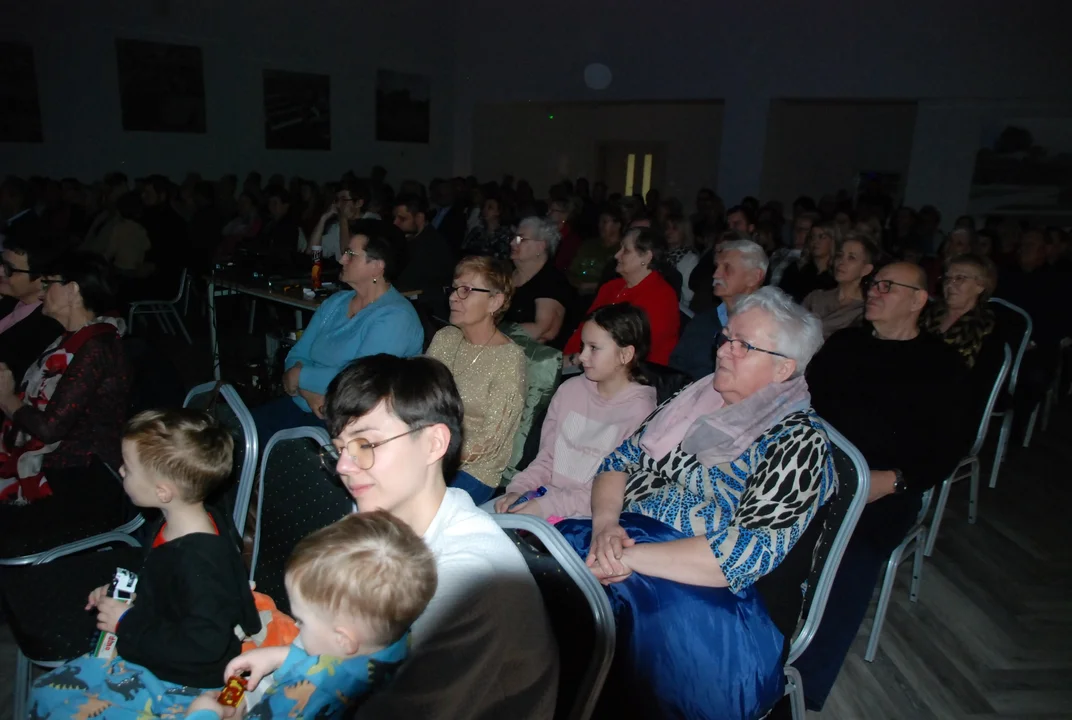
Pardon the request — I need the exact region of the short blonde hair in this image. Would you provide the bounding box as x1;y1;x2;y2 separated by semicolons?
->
454;255;515;321
285;511;438;645
124;408;234;503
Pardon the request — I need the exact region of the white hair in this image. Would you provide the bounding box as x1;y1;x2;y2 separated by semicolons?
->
717;239;769;275
518;216;561;256
731;286;824;376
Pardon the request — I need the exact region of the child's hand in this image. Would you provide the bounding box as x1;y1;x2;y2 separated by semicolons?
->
188;692;237;718
85;584;110;611
224;646;289;689
95;597;131;633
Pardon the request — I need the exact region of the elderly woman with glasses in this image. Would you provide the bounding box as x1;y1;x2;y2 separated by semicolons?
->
0;253;131;554
253;221;424;448
919;253;1000;369
555;287;835;720
426;256;527;505
504;216;575;345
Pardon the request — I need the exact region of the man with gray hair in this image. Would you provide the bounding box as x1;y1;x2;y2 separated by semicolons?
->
670;238;768;379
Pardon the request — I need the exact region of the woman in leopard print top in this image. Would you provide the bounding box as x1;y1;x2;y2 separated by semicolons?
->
556;288;836;720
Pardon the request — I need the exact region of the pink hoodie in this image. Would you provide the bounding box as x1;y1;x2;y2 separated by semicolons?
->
506;375;657;518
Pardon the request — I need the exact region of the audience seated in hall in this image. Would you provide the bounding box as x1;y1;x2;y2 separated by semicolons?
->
563;226;680;366
803;230;879;339
557;287;834;719
496;303;656;521
427;257;527;506
29;409;261;717
189;512;437;718
253;224;423;448
0;253;131;554
393;193;456;321
671;237;766;381
256;185;300;254
793;262;973;710
505;216;575;347
779;220;840;302
0;226;63;380
323;356;557;719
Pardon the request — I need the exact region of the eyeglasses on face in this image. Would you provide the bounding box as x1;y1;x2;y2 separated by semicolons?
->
336;195;354;204
445;285;493;300
1;259;30;276
942;274;980;286
512;234;535;245
320;426;429;472
341;248;361;260
715;329;789;359
866;278;923;294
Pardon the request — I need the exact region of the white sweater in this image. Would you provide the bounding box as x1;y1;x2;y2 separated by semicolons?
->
356;488;559;719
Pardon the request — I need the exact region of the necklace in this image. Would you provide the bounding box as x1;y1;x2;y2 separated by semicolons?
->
451;328;496;375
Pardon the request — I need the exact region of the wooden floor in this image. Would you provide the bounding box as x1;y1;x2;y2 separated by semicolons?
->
2;327;1070;719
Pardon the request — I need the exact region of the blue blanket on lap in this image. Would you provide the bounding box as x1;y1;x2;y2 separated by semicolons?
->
557;513;785;720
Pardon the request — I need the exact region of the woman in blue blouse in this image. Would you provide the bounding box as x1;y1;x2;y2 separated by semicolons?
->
556;287;836;720
253;223;423;447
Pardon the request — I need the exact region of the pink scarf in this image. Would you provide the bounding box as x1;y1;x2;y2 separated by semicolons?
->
640;374;811;469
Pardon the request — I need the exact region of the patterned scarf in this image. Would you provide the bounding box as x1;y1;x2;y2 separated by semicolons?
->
919;302;995;369
0;316;124;504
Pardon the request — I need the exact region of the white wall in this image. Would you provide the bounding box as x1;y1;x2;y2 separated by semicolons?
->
760;101;919;208
453;0;1072;209
1;0;456;182
471;101;723;201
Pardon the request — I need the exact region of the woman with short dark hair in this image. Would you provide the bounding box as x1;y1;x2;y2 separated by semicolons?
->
255;222;424;447
563;226;680;365
0;252;130;506
0;229;63;379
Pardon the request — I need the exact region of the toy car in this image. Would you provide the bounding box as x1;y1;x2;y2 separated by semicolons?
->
218;676;247;707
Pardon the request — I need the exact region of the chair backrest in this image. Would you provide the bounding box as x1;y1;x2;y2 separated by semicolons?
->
500;321;563;483
968;343;1012;457
183;381;258;532
788;422;870;664
492;514;615;720
639;361;693;404
250;427;353;614
989;298;1033;395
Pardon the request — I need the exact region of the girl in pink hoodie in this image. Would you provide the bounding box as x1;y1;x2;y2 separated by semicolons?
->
496;303;657;520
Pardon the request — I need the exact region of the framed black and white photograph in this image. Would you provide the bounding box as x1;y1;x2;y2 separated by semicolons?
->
115;39;206;133
0;42;43;142
376;69;430;144
263;69;331;150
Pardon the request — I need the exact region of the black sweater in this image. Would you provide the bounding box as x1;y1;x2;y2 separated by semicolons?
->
0;297;63;381
116;509;260;688
806;327;972;542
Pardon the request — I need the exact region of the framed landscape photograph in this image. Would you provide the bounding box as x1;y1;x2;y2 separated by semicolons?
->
115;39;206;133
376;69;430;143
0;42;43;142
263;69;331;150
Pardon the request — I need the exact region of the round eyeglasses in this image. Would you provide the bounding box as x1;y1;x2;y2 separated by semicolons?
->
319;426;429;472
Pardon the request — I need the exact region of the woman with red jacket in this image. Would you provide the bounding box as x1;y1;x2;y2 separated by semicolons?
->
564;226;680;365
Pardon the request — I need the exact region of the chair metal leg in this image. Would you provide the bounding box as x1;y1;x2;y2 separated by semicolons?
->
248;299;257;335
155;307;173;334
968;458;980;525
784;665;806;720
14;647;30;720
989;412;1013;489
1023;404;1039;448
924;478;951;557
865;545;903;662
1042;382;1055;432
909;532;926;602
170;305;192;345
183;279;191;316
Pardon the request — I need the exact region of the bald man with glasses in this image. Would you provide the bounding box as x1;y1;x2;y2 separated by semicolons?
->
792;261;973;710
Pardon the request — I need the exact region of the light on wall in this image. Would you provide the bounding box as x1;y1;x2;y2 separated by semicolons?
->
584;63;612;91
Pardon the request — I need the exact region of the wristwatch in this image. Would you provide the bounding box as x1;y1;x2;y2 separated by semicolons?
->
892;468;907;495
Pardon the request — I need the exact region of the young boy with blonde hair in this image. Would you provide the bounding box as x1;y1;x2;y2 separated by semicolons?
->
30;409;261;719
186;511;438;719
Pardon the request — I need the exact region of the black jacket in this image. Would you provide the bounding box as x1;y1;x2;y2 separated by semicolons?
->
116;507;260;688
0;297;63;381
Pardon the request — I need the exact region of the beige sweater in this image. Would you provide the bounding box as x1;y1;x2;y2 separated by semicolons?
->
427;326;527;488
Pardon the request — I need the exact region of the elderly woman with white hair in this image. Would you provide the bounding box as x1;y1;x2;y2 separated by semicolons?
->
505;216;575;345
556;287;836;720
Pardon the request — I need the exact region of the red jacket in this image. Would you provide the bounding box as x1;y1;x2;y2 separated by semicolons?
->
564;272;680;365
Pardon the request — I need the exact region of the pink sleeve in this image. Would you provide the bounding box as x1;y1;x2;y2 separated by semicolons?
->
504;389;563;496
